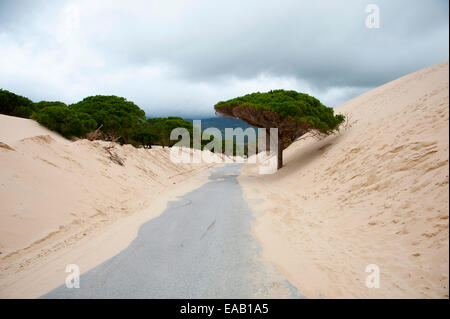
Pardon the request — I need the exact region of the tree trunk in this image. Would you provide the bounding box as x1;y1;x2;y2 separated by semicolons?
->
266;128;270;155
277;139;283;169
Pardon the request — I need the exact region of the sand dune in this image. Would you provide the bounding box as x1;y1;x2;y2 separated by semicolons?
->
1;62;448;299
0;115;216;298
239;62;449;298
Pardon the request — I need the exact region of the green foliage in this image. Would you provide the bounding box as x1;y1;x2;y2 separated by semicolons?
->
146;117;194;147
32;105;97;138
34;101;67;110
131;123;158;148
0;89;35;118
215;89;345;133
70;95;146;143
1;89;253;155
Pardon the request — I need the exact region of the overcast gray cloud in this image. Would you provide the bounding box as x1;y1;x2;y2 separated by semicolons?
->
0;0;448;118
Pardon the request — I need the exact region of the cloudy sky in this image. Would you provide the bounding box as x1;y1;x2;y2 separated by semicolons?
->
0;0;448;118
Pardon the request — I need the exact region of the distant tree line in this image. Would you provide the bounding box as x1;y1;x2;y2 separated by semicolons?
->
0;89;242;155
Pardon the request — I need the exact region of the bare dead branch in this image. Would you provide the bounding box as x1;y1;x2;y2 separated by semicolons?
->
296;129;328;142
86;124;103;141
103;143;125;166
337;112;357;135
105;131;122;143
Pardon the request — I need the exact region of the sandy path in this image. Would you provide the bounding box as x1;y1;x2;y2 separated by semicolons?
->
41;164;301;298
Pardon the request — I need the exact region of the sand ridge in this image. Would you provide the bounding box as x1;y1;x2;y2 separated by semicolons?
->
0;114;218;298
239;61;449;298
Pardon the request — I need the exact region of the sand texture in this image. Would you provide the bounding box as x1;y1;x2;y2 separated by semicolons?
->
239;62;449;298
0;114;216;298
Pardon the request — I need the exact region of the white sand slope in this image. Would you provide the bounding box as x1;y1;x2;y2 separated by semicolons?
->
239;61;449;298
0;115;216;298
0;115;70;146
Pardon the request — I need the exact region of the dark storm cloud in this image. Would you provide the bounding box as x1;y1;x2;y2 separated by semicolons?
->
0;0;448;117
84;0;448;87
